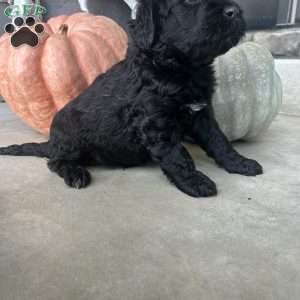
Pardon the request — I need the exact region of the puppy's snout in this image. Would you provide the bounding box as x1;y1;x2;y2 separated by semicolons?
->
223;5;239;19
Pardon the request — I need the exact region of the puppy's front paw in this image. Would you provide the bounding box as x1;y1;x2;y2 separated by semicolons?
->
175;171;217;198
223;157;263;177
64;167;91;189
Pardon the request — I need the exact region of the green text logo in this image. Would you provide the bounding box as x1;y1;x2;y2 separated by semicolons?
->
5;4;47;18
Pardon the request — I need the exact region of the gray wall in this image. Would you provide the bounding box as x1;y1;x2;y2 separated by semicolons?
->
277;0;290;24
235;0;279;29
0;0;131;32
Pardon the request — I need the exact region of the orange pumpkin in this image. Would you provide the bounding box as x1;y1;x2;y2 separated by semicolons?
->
0;13;128;135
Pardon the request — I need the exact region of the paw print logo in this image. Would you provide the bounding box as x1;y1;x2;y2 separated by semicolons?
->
5;16;45;48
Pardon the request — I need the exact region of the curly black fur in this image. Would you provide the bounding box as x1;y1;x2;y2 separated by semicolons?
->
0;0;263;197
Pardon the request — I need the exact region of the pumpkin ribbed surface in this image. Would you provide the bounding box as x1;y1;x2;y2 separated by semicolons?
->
0;13;128;135
213;42;282;141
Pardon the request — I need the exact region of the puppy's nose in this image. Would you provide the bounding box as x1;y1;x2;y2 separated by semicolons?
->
223;5;239;19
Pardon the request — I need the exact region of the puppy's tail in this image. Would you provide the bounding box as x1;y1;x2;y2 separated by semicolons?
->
0;142;50;158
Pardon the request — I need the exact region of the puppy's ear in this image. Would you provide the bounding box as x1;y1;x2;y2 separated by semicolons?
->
129;0;159;50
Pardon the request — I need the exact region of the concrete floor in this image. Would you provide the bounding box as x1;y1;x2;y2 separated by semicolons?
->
0;103;300;300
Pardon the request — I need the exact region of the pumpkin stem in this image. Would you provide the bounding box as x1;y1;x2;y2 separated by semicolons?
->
58;24;68;35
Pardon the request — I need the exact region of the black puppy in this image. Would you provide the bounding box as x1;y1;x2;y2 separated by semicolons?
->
0;0;263;197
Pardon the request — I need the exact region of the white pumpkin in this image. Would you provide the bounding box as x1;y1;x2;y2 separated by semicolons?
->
213;42;282;141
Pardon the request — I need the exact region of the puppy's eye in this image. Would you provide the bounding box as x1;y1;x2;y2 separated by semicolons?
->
184;0;202;5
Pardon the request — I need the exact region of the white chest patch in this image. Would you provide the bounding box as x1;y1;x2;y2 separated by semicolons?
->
186;103;207;112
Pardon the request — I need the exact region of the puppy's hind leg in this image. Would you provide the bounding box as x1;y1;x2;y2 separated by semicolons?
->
48;159;91;189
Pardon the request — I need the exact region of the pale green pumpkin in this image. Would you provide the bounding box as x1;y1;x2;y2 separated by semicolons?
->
213;42;283;141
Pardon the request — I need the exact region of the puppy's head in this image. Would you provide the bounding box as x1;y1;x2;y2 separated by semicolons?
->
130;0;246;62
